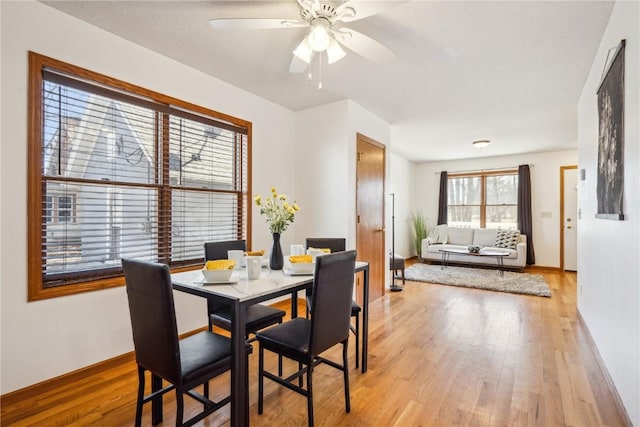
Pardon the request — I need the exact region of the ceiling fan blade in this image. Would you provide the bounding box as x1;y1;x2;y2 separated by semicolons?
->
335;0;406;23
210;18;306;30
335;28;395;62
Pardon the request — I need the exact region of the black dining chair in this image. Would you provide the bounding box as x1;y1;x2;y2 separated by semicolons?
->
255;250;357;427
204;240;286;340
122;258;236;427
305;238;362;368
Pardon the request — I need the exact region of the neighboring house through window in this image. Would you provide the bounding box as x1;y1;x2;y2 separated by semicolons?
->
447;171;518;229
28;52;252;300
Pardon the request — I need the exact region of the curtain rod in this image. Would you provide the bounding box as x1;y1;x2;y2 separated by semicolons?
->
433;164;534;175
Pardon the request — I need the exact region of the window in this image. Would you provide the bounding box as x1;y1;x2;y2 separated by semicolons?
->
45;194;76;223
447;172;518;229
28;52;251;300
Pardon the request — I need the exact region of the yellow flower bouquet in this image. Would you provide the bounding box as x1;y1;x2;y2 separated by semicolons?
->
254;187;300;234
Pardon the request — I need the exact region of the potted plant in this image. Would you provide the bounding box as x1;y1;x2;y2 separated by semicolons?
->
410;211;428;259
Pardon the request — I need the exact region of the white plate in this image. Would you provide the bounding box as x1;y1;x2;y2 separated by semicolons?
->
283;268;314;276
198;278;239;285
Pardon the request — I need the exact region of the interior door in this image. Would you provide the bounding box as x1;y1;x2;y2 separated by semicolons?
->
356;133;385;302
561;166;578;271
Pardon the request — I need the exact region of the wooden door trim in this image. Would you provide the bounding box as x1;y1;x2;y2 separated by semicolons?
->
560;165;577;271
357;132;386;150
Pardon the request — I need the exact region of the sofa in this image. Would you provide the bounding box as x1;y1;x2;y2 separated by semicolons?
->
421;226;527;271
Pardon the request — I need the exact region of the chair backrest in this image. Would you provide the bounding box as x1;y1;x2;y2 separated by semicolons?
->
309;250;357;355
305;238;346;253
204;240;246;260
122;258;181;384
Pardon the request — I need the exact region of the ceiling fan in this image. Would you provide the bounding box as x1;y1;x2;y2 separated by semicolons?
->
209;0;399;73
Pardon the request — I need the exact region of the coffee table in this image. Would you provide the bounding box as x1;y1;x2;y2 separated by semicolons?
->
439;248;510;276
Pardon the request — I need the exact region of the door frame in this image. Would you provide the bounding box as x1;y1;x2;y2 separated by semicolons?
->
559;165;577;271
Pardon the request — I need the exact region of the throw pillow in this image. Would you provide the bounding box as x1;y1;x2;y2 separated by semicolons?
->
495;229;520;250
427;224;448;244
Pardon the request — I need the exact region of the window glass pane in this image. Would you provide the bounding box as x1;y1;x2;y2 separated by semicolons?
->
486;206;518;230
43;181;158;284
45;195;53;223
171;190;242;261
486;175;518;204
448;177;481;204
43;82;157;185
169;117;237;190
447;205;481;228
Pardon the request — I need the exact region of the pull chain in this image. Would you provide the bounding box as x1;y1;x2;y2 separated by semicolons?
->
318;52;323;90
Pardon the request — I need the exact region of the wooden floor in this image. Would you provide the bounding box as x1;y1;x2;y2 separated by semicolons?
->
1;268;630;426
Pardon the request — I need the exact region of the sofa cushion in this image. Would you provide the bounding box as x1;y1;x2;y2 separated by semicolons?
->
446;228;474;245
494;229;521;250
472;228;498;247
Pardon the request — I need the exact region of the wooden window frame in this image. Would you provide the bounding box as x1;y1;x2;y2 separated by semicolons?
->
27;52;252;301
447;170;518;228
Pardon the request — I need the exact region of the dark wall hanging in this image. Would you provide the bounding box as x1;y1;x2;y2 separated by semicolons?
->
596;39;625;220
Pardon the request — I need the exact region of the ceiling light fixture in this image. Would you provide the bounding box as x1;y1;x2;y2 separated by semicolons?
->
308;19;331;51
293;18;346;66
473;139;490;149
293;37;313;63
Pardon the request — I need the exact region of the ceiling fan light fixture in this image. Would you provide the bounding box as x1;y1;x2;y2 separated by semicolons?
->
308;19;331;52
326;38;346;64
473;139;491;149
293;37;313;63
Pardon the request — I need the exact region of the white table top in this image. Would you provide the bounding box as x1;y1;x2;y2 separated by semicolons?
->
172;261;368;303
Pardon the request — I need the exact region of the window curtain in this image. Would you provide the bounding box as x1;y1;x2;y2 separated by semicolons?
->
437;171;448;225
517;165;535;265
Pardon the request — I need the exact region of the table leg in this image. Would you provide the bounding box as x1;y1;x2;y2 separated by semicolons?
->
230;302;248;427
498;256;504;277
441;252;450;270
290;290;298;318
361;265;369;373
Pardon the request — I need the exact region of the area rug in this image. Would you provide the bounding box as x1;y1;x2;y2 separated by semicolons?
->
404;264;551;297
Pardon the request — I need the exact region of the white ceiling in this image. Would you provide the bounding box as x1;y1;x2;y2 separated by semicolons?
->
40;0;614;162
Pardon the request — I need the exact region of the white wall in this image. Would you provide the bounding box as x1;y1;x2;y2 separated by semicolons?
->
293;101;351;247
389;153;416;258
414;150;577;268
293;100;393;281
577;1;639;424
0;1;296;394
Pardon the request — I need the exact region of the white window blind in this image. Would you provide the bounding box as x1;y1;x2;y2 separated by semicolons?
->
35;63;249;289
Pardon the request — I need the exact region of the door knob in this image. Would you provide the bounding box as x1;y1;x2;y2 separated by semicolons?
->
376;227;385;232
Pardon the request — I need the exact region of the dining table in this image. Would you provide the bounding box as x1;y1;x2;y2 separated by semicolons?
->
165;260;370;427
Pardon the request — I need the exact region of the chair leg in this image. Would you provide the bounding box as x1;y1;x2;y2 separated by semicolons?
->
175;389;184;427
342;341;351;413
353;313;360;369
298;362;304;387
278;321;283;377
135;366;145;427
402;266;405;284
307;363;314;427
258;345;264;414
